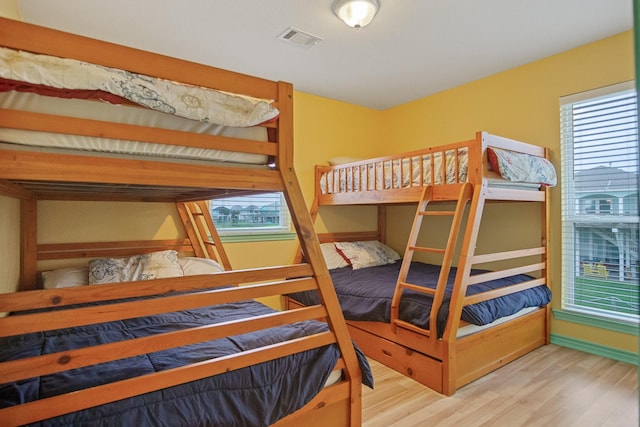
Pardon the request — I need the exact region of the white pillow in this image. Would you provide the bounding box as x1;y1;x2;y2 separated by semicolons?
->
42;267;89;289
89;250;184;285
334;241;401;270
320;243;350;270
179;257;225;275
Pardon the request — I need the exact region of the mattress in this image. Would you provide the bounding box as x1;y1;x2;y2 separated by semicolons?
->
288;261;551;338
0;90;270;165
456;306;539;337
0;46;279;127
0;297;373;426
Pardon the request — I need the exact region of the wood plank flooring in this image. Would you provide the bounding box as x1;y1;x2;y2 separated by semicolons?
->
362;344;638;427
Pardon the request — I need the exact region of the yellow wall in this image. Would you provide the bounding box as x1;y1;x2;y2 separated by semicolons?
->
383;31;636;353
294;91;384;234
0;196;20;295
0;0;19;20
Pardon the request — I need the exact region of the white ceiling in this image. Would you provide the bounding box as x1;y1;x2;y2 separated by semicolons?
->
17;0;634;110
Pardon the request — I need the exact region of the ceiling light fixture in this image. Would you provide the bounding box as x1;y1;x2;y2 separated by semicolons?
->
332;0;380;29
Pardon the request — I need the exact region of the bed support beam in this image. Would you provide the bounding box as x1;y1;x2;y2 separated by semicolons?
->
0;180;34;200
19;197;37;291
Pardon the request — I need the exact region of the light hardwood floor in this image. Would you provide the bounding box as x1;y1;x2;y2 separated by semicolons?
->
362;344;638;427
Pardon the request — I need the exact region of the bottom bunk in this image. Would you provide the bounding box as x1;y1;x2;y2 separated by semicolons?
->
2;294;369;426
286;239;551;395
289;297;547;394
0;222;372;426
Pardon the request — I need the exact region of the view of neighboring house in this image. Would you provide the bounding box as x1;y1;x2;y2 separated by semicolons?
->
574;165;638;282
211;203;280;226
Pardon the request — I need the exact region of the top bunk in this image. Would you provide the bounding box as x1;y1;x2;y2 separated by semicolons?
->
316;131;557;205
0;17;293;202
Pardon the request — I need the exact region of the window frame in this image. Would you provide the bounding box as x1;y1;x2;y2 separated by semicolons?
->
559;81;639;326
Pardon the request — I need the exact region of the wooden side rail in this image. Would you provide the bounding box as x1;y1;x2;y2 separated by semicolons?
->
0;109;278;156
1;305;328;383
317;140;473;197
1;264;314;314
37;239;194;260
315;132;551;206
0;333;338;426
0;17;279;101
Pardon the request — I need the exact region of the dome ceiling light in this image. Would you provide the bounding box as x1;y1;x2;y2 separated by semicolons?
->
332;0;380;29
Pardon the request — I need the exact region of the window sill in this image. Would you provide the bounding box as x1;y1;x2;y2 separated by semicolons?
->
552;309;639;335
219;232;297;243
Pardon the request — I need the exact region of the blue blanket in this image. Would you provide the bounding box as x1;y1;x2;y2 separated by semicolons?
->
289;262;551;337
0;299;372;427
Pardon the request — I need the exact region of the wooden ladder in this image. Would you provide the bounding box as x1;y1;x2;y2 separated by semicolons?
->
176;201;232;270
390;183;474;336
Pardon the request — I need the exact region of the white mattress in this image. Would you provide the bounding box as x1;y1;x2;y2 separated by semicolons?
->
456;306;539;338
0;91;269;165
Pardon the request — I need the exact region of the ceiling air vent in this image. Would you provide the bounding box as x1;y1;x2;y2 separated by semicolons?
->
278;27;322;48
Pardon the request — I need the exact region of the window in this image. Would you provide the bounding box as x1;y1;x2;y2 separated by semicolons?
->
560;81;639;323
209;192;293;241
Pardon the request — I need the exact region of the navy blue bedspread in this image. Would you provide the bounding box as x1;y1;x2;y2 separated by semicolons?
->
289;262;551;337
0;299;372;427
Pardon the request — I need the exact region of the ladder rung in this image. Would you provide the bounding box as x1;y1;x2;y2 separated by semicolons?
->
398;281;437;295
408;246;446;254
418;211;456;216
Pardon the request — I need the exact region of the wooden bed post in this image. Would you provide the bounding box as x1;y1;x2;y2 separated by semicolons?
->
542;148;552;344
441;182;487;395
378;205;387;243
19;197;38;291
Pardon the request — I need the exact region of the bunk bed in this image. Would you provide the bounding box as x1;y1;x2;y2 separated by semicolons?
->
0;18;371;427
287;131;555;396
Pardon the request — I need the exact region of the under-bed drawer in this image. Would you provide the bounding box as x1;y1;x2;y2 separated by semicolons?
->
347;323;443;392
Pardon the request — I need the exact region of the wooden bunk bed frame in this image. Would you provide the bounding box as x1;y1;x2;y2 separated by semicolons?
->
0;18;365;426
288;131;551;396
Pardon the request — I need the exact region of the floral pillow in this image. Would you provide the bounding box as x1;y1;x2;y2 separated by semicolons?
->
487;146;557;187
89;250;184;285
334;241;401;270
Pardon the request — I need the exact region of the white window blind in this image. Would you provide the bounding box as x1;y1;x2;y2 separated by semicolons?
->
209;192;291;235
560;81;639;323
